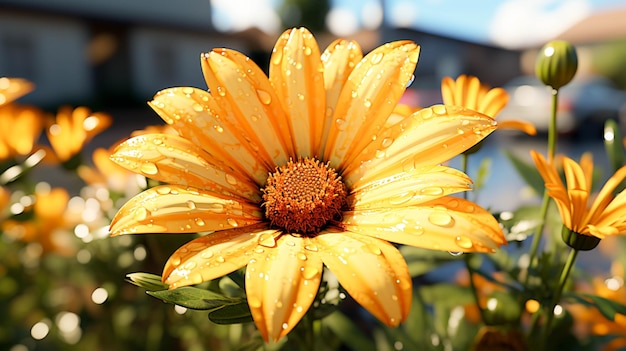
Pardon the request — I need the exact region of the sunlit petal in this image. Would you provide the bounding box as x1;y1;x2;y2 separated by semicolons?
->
497;120;537;135
246;235;323;342
203;49;293;165
111;133;261;202
269;27;326;157
348;165;472;209
342;197;505;252
324;41;420;169
314;230;412;326
163;224;279;288
344;105;496;187
586;166;626;226
110;185;262;235
149;87;270;185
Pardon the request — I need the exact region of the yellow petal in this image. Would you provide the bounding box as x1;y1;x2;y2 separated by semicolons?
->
320;39;363;155
478;87;508;117
341;197;506;252
203;49;293;165
269;27;325;157
562;158;590;230
586;165;626;226
162;224;279;288
348;165;472;209
150;87;270;185
324;41;420;169
314;230;412;326
497;120;537;135
0;77;35;105
344;105;496;188
530;150;573;229
594;190;626;231
111;133;261;202
109;185;262;235
246;235;323;342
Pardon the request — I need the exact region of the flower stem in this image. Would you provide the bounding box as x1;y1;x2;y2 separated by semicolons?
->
540;248;579;350
461;153;486;324
547;89;559;162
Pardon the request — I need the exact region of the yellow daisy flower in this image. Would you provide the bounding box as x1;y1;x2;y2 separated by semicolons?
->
441;74;536;135
0;77;34;106
110;27;506;342
46;106;112;162
531;150;626;238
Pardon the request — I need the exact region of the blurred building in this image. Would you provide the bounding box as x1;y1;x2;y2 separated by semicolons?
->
0;0;258;108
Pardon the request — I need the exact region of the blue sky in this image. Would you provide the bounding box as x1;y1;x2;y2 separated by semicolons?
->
210;0;626;48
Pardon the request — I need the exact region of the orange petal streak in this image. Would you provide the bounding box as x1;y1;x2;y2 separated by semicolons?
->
110;185;262;235
314;230;412;326
246;235;323;342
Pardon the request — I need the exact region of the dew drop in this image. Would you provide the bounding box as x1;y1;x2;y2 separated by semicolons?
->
195;218;206;227
455;235;473;249
184;261;197;270
216;86;226;96
370;52;384;64
428;211;454;227
192;103;203;112
364;99;372;108
156;186;171;195
381;138;394;148
282;323;289;330
259;234;277;248
351;90;358;98
225;173;238;185
186;200;196;210
449;251;463;256
248;296;262;308
300;266;319;279
304;46;312;56
182;87;195;95
421;187;444;196
227;218;239;227
256;89;272;105
200;250;214;259
297;252;307;261
406;74;415;88
375;150;386;159
216;256;225;263
140;162;158;175
304;244;318;252
134;207;149;221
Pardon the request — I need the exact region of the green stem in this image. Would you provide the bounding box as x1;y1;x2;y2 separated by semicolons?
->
547;89;559;162
460;153;486;324
539;248;579;350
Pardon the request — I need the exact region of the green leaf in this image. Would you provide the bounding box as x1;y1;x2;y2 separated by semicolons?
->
147;286;237;310
564;292;626;321
325;311;377;351
208;300;253;324
126;272;169;291
503;149;544;196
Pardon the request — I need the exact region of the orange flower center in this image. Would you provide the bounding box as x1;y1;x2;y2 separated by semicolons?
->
262;158;347;234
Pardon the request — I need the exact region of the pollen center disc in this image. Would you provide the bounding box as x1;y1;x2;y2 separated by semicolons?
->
262;158;347;234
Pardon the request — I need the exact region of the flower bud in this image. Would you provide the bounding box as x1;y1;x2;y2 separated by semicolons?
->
126;272;169;291
535;40;578;90
561;226;600;251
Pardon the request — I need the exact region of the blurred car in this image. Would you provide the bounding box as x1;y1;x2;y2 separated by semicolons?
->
498;75;626;138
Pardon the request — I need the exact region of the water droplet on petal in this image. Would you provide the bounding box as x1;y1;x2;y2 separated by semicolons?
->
186;200;196;210
184;261;197;270
297;252;307;261
248;296;262;308
412;225;424;236
200;250;214;259
216;256;225;263
195;218;205;226
428;211;454;227
282;322;289;330
300;266;319;279
304;46;312;56
455;235;473;249
370;52;384;64
421;187;444;196
406;74;415;88
227;218;239;227
304;244;318;252
259;234;277;248
134;207;149;221
449;251;463;256
140;162;158;175
256;89;272;105
225;173;238;185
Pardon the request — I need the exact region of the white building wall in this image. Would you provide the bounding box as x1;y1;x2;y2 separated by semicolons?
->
0;12;93;106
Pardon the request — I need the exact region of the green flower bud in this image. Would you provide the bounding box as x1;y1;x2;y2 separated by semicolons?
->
561;226;600;251
126;272;169;291
535;40;578;90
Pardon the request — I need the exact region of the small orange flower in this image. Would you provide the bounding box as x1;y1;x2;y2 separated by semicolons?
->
531;150;626;238
0;104;45;161
441;74;536;135
46;106;112;162
110;27;506;342
0;77;34;106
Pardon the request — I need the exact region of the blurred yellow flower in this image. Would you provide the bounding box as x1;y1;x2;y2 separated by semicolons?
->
110;27;505;342
46;106;112;162
441;74;536;135
78;146;145;196
2;186;74;255
0;77;34;106
0;104;45;161
531;150;626;238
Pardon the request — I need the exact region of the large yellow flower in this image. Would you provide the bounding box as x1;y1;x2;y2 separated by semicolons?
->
441;74;536;135
110;28;506;342
531;150;626;238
